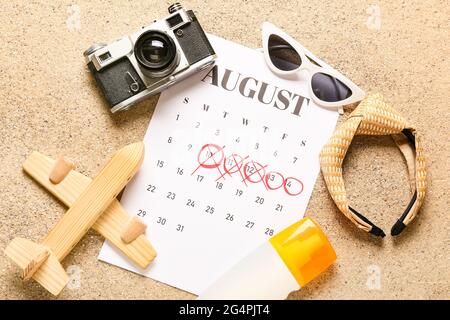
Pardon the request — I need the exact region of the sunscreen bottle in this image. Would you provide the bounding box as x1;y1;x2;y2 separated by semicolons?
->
199;217;336;299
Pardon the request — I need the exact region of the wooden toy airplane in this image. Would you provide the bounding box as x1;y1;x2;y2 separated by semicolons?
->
4;142;156;296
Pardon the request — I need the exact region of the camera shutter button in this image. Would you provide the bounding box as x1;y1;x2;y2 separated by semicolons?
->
83;43;107;57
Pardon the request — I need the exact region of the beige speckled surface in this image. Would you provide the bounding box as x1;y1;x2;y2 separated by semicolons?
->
1;1;449;299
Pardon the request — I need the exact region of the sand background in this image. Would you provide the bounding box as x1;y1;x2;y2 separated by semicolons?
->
0;0;448;299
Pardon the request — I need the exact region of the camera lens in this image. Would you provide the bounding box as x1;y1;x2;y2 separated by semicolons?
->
135;31;176;71
142;39;167;63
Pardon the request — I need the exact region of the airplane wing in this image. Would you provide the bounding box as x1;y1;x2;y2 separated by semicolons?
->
22;151;156;270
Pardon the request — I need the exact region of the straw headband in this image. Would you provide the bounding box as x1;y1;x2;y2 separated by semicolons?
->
319;94;426;237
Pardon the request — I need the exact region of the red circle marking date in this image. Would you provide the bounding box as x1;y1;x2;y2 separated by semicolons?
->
193;144;304;197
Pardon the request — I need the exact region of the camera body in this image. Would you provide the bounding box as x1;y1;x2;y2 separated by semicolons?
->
84;3;216;113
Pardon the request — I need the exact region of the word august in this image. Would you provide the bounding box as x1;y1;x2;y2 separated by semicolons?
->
192;144;304;196
202;65;310;117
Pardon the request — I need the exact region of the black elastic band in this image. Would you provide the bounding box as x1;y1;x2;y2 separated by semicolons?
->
349;206;386;237
402;128;416;145
391;129;417;236
391;191;417;236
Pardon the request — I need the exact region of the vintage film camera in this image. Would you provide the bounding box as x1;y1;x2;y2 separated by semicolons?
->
84;3;217;113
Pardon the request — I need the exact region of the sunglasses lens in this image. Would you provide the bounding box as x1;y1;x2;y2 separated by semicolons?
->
268;34;301;71
311;72;352;102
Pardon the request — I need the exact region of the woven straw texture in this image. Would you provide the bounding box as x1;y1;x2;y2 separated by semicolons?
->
319;93;427;233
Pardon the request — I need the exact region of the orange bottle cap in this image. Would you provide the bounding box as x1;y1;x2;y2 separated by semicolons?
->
269;217;336;287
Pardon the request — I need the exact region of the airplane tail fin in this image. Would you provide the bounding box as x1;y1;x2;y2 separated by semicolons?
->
4;237;68;295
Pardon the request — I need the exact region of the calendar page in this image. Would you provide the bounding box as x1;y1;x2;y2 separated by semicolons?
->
98;35;339;294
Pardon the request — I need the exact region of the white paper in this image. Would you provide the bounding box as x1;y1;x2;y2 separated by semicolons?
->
98;35;339;294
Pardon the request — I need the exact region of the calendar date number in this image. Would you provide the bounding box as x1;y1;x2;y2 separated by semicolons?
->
192;144;304;196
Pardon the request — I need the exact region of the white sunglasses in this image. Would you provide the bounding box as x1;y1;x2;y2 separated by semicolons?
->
262;22;365;109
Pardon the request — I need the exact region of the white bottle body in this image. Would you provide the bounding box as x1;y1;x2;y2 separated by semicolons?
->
198;241;300;300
